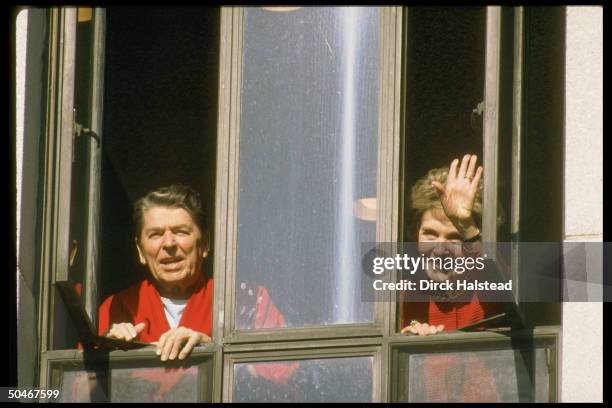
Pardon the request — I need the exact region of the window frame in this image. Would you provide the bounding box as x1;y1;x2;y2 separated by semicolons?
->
388;327;559;402
32;5;563;402
38;6;107;353
80;6;105;326
38;7;77;353
39;346;218;402
214;6;403;344
223;343;381;402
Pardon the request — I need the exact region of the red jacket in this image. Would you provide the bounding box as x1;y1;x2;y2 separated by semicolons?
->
401;292;502;332
97;275;297;391
98;275;213;341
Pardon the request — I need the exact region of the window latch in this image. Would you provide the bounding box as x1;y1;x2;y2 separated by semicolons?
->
470;100;485;134
545;347;554;373
74;121;101;148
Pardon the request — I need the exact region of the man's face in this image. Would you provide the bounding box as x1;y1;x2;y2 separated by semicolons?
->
417;208;464;282
136;206;208;298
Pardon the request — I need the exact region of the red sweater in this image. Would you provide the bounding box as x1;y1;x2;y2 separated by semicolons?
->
401;292;502;331
97;275;297;390
98;275;213;341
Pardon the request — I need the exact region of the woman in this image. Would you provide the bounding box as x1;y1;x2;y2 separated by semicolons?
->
399;154;506;402
401;154;503;335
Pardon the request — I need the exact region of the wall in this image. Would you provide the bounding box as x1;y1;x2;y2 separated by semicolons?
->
560;5;603;403
16;8;47;387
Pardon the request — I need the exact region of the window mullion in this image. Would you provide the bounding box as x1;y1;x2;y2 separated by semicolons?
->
510;7;524;313
82;8;105;326
377;6;403;402
482;6;501;246
39;7;77;354
53;8;77;284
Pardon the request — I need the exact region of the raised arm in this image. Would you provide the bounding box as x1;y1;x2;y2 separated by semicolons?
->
431;154;482;241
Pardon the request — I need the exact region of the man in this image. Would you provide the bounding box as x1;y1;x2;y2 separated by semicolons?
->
98;184;295;368
65;185;295;402
98;184;213;361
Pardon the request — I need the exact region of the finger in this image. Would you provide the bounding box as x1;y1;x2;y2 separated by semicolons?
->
178;335;200;360
431;181;445;197
401;324;419;335
106;327;118;339
125;323;138;339
429;325;438;334
168;335;186;361
105;324;118;339
419;323;429;336
466;154;478;179
119;326;133;340
161;332;177;361
437;325;445;333
448;158;459;182
457;154;471;179
156;331;169;356
134;322;146;333
112;324;131;340
470;166;483;192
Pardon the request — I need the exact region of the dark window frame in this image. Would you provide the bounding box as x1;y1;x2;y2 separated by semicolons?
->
32;6;564;402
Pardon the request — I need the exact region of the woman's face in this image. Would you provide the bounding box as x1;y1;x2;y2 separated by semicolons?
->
136;205;208;298
417;208;464;282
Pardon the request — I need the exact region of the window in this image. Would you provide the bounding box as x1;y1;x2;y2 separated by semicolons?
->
230;352;376;402
42;349;213;402
29;6;562;402
37;7;222;401
390;329;557;402
235;7;379;328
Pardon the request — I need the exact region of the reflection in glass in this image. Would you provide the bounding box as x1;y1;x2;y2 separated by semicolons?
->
236;7;380;328
56;365;203;402
399;348;551;402
112;366;198;402
233;356;373;402
58;370;107;403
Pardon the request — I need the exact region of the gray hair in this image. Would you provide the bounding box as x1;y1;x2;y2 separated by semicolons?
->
133;184;207;240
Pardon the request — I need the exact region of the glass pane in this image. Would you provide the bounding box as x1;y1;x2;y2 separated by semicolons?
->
233;356;373;402
397;347;552;402
58;369;107;402
236;7;380;328
52;356;212;402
